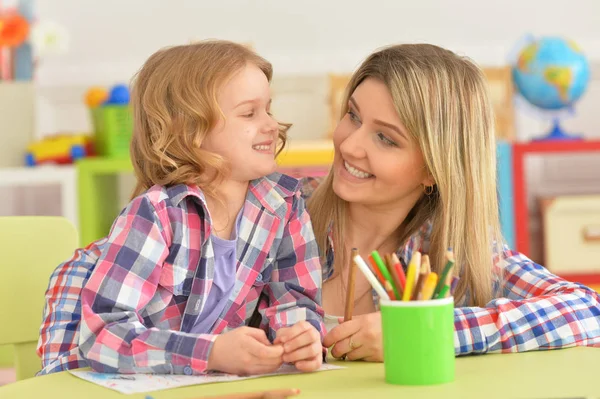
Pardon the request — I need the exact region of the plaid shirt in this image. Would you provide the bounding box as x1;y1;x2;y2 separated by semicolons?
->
300;177;600;355
37;173;324;375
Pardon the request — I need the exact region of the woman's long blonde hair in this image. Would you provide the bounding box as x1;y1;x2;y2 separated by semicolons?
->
129;40;289;199
308;44;504;307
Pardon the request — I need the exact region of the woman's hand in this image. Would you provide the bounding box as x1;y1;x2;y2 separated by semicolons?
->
323;312;383;362
274;321;323;372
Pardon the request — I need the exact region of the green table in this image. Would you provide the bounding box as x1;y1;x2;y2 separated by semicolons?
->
1;348;598;399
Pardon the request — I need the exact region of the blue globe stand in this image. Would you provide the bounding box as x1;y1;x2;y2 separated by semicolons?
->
533;118;583;141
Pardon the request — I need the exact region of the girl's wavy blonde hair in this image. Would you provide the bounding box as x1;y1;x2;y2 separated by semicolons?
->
129;40;289;199
307;44;504;307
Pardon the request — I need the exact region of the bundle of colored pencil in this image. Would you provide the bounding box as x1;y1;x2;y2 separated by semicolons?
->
352;248;458;301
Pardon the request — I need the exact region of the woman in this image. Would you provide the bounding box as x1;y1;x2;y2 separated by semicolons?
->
304;43;600;361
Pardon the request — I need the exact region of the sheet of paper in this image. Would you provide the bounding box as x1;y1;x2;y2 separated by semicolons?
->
69;363;345;394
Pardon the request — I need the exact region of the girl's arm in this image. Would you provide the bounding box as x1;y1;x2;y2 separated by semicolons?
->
260;192;326;340
78;195;217;375
454;248;600;355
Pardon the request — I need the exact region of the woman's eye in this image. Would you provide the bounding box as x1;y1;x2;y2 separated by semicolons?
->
377;132;397;147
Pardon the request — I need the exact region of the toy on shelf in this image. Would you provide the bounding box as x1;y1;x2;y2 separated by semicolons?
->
85;84;133;159
512;36;590;141
25;133;94;166
0;0;69;81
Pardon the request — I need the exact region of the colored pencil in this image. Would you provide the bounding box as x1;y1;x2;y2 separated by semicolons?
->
353;254;390;301
344;248;358;322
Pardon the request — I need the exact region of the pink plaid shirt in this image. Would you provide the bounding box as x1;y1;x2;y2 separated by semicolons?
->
37;173;324;375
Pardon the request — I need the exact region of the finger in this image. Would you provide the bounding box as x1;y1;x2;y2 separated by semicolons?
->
330;336;355;359
282;340;322;363
244;327;272;346
245;337;284;359
282;327;320;354
323;320;360;348
273;327;289;345
276;321;313;344
293;354;322;373
346;344;374;361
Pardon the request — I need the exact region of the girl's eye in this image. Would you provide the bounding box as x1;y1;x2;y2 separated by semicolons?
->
242;112;254;118
377;132;397;147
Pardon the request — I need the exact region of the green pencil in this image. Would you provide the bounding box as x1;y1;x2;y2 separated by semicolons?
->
434;249;455;297
371;250;399;298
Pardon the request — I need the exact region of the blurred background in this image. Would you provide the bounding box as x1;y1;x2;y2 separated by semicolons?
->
1;0;600;382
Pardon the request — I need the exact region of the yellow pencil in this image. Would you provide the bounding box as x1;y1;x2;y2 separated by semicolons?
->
402;251;421;301
420;272;439;300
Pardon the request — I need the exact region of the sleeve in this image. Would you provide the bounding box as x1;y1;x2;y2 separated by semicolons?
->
454;248;600;355
260;191;326;341
36;239;105;375
78;195;218;375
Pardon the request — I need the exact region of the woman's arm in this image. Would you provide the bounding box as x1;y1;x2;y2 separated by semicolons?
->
454;249;600;355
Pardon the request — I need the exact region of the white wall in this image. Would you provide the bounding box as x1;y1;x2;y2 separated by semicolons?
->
36;0;600;85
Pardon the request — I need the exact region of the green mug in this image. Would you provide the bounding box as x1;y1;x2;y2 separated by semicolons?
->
380;297;455;385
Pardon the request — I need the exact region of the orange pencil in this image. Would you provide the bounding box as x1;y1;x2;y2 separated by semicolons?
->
383;280;397;300
420;272;439;300
368;254;387;286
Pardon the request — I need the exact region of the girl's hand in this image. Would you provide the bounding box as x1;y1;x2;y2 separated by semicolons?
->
323;312;383;362
274;321;323;372
208;326;284;375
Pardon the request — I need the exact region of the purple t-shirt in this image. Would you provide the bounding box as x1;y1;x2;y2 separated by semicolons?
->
190;210;243;334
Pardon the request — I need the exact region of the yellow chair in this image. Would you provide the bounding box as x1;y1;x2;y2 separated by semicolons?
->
0;216;78;380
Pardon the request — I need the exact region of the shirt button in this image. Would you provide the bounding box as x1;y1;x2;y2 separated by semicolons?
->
183;365;193;375
256;274;263;282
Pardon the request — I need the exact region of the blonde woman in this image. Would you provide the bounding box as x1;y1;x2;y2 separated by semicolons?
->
305;43;600;361
38;40;324;376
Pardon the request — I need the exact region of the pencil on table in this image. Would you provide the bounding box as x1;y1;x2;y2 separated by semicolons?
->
344;248;359;322
200;388;301;399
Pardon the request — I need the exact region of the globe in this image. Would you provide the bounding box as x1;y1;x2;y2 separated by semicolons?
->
512;36;590;140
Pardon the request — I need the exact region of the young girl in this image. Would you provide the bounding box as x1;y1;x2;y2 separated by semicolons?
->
37;40;324;376
304;43;600;361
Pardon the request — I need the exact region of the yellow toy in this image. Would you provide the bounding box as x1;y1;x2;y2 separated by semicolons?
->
25;134;94;166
